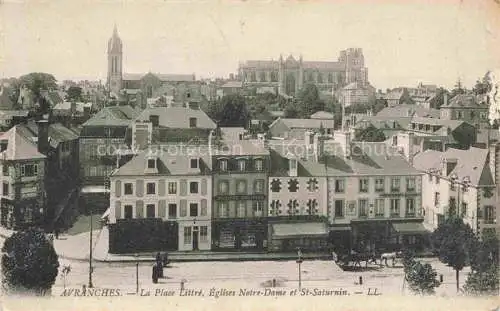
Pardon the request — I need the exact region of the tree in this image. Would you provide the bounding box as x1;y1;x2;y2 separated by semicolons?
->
207;94;250;127
464;264;499;296
297;84;325;116
65;86;83;102
450;79;466;98
2;229;59;295
405;260;441;295
354;125;386;142
464;231;499;296
18;72;57;96
431;216;476;292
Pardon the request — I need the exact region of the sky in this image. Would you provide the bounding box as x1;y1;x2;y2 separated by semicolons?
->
1;0;499;90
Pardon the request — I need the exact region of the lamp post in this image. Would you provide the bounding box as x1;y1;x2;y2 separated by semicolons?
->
88;206;93;288
135;254;139;294
296;248;303;290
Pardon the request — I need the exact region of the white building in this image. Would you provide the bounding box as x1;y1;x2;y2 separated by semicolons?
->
413;147;497;238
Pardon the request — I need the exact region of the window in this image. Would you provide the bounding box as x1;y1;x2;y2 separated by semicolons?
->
375;178;385;192
200;226;208;242
149;115;159;127
147;159;156;169
288;179;299;192
290;159;297;170
375;199;385;217
180;203;187;217
184;227;192;244
168;204;177;218
390;199;400;216
189;117;197;128
254;159;263;171
218;202;229;218
254;180;265;193
358;199;368;217
189;203;198;217
307;178;319;192
124;205;133;219
238;159;246;171
484;206;495;224
218;181;229;194
190;159;199;169
406;178;416;192
219;159;228;171
271;179;282;192
237;201;246;217
146;204;155;218
253;201;264;217
236;180;247;194
146;182;156;194
334;200;344;218
21;164;38;177
391;178;400;192
2;164;8;176
406;198;415;216
335;179;345;193
189;182;198;194
124;183;133;195
461;202;467;217
3;182;9;196
168;182;177;194
359;179;369;193
434;192;440;207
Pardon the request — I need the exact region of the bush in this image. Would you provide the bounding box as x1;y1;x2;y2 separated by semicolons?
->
464;265;499;296
405;260;441;295
1;229;59;295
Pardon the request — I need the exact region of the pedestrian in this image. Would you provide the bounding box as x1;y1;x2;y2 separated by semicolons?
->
55;228;59;240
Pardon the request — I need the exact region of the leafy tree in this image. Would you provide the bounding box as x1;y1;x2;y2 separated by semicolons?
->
283;100;301;118
65;86;83;102
354;125;386;142
431;216;476;292
464;264;499;296
18;72;57;96
2;229;59;295
473;71;493;96
372;98;388;114
430;88;450;109
405;260;441;295
297;84;325;116
207;94;250;127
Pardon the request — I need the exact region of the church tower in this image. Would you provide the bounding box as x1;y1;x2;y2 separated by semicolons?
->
107;25;123;96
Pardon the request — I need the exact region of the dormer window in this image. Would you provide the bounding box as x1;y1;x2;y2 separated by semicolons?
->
189;117;197;128
190;158;199;169
147;159;156;169
290;159;297;170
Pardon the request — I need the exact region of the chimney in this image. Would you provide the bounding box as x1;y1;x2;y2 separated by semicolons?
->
70;102;77;115
442;157;458;176
334;130;352;159
406;132;415;165
443;93;448;107
83;106;91;119
37;120;50;155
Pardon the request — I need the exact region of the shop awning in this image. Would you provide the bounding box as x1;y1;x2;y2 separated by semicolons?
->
272;222;328;239
392;222;429;235
81;186;110;194
329;225;351;232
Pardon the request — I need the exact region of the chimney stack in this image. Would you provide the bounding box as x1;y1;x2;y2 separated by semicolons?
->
443;93;448;107
37;120;50;155
334;130;352;159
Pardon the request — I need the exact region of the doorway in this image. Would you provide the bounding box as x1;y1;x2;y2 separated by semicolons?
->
192;226;199;251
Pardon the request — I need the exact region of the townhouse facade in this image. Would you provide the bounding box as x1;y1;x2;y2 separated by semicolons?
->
108;145;212;253
414;147;497;238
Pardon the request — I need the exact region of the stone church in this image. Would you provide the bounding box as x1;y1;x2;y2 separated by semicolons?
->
238;48;369;97
107;26;198;105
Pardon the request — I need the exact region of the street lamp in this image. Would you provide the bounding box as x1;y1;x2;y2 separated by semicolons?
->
135;254;139;294
88;206;93;288
296;248;303;290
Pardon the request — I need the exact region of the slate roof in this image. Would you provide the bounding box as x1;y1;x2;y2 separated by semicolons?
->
122;73;195;82
354;116;411;130
0;126;45;160
111;144;212;177
216;139;270;157
376;104;440;118
343;81;374;91
442;94;488;109
310;111;334;120
19;121;78;149
241;60;279;69
413;147;494;186
272;118;335;130
410;117;465;131
302;61;344;70
135;106;216;129
385;90;405;100
83;105;141;127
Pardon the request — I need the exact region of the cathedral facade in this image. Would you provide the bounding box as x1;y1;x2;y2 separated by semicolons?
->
238;48;368;97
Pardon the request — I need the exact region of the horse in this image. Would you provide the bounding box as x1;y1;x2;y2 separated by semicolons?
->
337;250;378;268
380;251;402;267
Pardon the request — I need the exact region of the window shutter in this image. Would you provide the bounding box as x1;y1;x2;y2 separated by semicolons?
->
201;178;207;196
158;179;165;196
201;199;207;216
158;199;166;218
180;179;187;196
228;201;236;218
180;199;187;217
136;200;144;218
136;180;144;197
115;180;121;198
114;201;121;219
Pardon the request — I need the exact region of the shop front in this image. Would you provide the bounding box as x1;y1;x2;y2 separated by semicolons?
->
268;221;329;252
212;219;267;251
391;221;430;252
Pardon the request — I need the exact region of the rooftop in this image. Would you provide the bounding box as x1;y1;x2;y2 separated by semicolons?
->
376;104;440;118
83;105;141;127
123;73;196;82
442;94;488;109
272;118;335;130
0;126;45;161
310;111;334;120
135;106;216;129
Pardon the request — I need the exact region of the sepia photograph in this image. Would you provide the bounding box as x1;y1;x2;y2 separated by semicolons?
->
0;0;499;310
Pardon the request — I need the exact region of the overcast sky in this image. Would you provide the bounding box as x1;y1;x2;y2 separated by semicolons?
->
1;0;499;90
